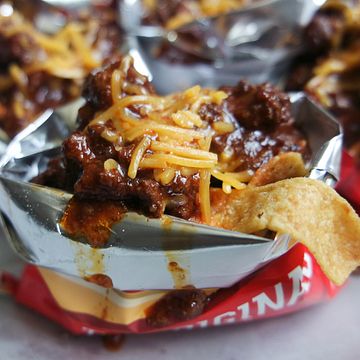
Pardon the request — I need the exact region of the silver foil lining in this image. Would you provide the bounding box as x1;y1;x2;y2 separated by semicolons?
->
120;0;326;93
0;93;342;290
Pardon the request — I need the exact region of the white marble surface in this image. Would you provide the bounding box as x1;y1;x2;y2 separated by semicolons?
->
1;233;360;360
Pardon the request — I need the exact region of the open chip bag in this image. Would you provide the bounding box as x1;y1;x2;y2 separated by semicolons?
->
0;56;360;335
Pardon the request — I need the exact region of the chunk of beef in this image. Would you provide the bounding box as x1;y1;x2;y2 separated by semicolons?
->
146;289;209;328
221;81;292;130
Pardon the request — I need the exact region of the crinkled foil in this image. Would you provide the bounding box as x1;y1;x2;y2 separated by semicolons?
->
0;94;342;290
120;0;325;93
0;0;323;150
0;98;83;159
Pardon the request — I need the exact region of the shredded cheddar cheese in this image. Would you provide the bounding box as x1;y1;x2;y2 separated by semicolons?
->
0;11;101;81
128;136;152;179
305;0;360;109
199;169;211;222
0;9;117;126
210;169;247;190
143;0;250;30
87;56;256;221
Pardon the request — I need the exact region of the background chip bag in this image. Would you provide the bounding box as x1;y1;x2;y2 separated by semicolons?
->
337;152;360;215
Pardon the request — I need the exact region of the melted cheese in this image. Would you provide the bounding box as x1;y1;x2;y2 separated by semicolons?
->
87;56;253;220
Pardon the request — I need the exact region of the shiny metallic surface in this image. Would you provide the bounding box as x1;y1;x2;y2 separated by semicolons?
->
309;135;343;183
40;0;90;10
121;0;326;92
0;99;81;168
123;0;325;61
0;177;278;290
0;95;342;290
